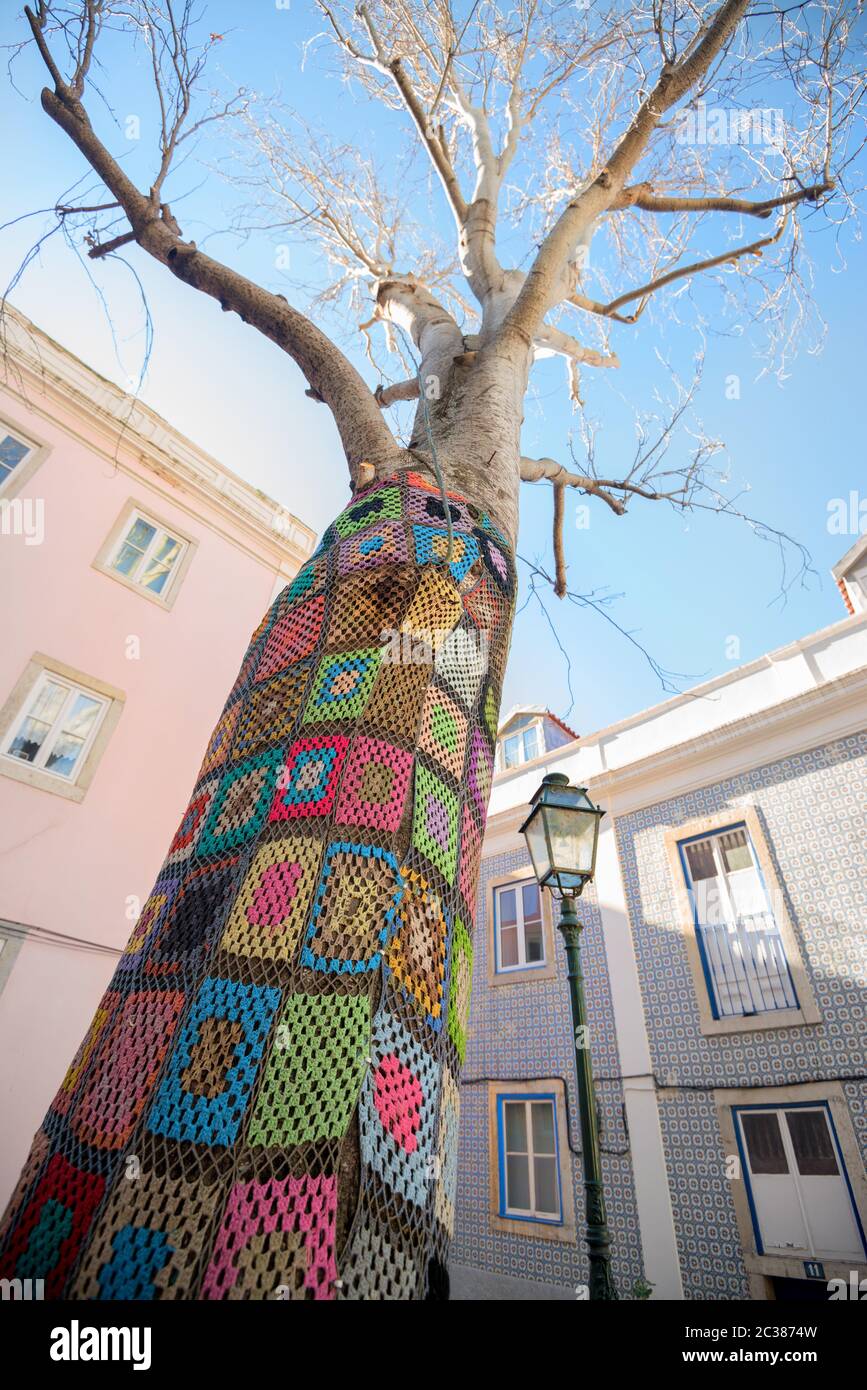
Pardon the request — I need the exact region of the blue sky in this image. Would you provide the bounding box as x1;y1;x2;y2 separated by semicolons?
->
2;2;864;735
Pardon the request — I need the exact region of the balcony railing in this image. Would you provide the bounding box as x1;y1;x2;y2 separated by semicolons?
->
695;911;798;1019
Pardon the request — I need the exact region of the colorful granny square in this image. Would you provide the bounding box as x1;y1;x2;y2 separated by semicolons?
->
220;834;323;963
201;1174;337;1300
334;485;401;538
475;527;514;595
115;875;183;975
399;566;464;654
364;657;430;738
282;555;326;606
144;857;240;976
434;624;488;708
335;736;412;832
70;990;186;1150
232;666;311;759
463;574;505;637
447;916;473;1064
458;804;483;910
386;870;448;1029
197;749;283;856
412;525;480;583
270;735;349;819
302;842;403;974
51;990;121;1117
198;701;241;777
412;765;459;884
467;726;494;817
248;992;369;1147
255;594;325;680
147;977;280;1148
418;685;468;780
302;649;381;724
359;1009;439;1208
406;486;474;533
70;1170;223;1300
337;521;408;575
337;1204;422;1301
166;778;220;866
327;568;415;648
0;1154;105;1299
434;1066;460;1237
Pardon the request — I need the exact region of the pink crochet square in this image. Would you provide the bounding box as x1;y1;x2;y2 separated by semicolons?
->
202;1174;337;1300
335;735;413;832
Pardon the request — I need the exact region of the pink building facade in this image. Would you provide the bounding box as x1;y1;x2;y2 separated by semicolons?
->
0;309;315;1208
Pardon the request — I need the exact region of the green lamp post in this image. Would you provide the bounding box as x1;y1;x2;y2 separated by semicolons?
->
519;771;618;1301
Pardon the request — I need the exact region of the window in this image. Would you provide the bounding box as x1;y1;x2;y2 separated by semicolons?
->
2;671;109;783
106;509;187;598
735;1104;865;1261
679;823;797;1020
494;879;545;971
497;1095;562;1223
500;722;541;770
0;429;32;488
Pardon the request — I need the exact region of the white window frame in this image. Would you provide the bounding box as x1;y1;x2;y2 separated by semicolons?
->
498;719;543;771
0;654;125;803
717;1082;867;1295
679;821;798;1022
0;425;34;490
0;415;49;500
498;1094;563;1224
93;499;196;610
494;878;546;973
734;1102;866;1263
2;670;110;785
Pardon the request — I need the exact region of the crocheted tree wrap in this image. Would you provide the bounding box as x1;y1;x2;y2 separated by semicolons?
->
0;469;515;1300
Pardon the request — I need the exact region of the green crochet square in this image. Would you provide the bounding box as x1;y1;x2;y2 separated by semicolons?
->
302;648;382;724
248;993;370;1147
483;686;499;743
334;486;402;539
447;917;473;1064
412;765;459;884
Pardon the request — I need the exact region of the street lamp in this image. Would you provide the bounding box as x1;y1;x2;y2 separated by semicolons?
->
519;772;617;1300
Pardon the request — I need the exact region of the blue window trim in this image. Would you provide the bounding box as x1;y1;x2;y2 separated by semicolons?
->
496;1091;564;1226
493;879;547;976
733;1100;867;1259
676;821;799;1021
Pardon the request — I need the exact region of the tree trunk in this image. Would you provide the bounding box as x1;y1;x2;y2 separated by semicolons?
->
0;464;516;1300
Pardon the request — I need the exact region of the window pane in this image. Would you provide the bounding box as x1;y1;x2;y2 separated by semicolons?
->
503;734;520;768
8;716;52;764
521;882;541;923
742;1112;788;1175
44;732;86;778
506;1154;531;1210
26;679;68;726
720;828;752;874
0;433;29;477
524;919;544;962
504;1102;527;1153
531;1101;556;1155
684;839;717;882
498;888;517;926
141;535;182;593
523;726;539;760
62;693;102;741
499;926;519;967
533;1156;559;1215
125;517;157;551
112;541;144;577
786;1110;839;1177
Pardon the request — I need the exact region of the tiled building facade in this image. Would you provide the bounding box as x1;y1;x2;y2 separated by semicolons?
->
451;611;867;1300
